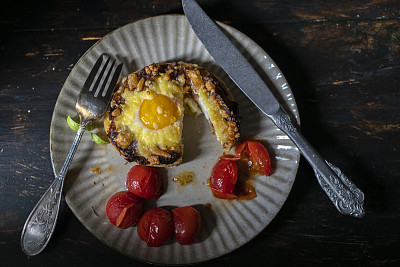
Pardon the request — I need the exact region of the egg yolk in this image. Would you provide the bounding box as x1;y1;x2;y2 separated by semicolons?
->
139;94;182;130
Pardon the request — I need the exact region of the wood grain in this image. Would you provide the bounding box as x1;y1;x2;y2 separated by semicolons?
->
1;0;399;265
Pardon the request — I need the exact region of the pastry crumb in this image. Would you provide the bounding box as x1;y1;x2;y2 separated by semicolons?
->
172;171;195;185
204;203;212;209
90;167;101;174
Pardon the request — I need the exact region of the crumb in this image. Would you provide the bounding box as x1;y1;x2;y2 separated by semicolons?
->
102;183;104;187
91;181;96;186
204;203;212;209
172;171;194;185
90;167;101;174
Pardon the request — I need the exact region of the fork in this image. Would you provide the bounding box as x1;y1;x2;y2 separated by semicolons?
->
20;55;123;256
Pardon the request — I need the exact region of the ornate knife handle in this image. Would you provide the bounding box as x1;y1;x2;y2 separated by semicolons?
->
269;107;365;217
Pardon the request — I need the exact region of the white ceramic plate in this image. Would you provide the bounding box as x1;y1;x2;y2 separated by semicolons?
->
50;15;300;265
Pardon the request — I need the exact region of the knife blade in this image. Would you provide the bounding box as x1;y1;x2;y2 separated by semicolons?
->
182;0;280;116
183;0;365;217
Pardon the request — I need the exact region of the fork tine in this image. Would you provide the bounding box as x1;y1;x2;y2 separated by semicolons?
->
82;55;103;93
91;56;110;94
104;63;123;100
99;59;116;97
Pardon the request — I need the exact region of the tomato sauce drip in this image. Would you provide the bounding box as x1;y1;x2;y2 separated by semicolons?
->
236;180;257;200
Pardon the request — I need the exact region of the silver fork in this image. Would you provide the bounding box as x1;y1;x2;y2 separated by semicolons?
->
20;55;123;256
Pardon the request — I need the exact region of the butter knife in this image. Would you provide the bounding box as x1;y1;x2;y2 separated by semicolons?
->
182;0;365;217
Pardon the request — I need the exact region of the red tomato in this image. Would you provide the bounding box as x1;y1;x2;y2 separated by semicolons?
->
210;158;238;199
137;208;174;247
235;140;271;176
220;153;241;161
106;191;143;229
236;180;257;200
172;206;201;245
126;165;164;199
234;140;247;157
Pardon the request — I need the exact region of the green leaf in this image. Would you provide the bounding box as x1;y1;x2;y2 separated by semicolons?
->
91;133;109;144
67;115;79;131
67;115;93;131
86;123;93;131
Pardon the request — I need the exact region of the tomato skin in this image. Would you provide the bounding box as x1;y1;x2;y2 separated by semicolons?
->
246;141;271;176
220;154;241;161
235;140;271;176
137;208;174;247
106;191;143;229
234;140;247;158
210;158;238;199
126;165;164;199
172;206;201;245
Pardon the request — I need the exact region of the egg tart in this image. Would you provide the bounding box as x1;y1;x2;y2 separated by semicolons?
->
104;62;240;167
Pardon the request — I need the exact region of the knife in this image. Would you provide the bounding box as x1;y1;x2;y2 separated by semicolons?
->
183;0;365;217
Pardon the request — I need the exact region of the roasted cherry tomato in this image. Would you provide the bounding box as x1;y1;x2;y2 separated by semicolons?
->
236;180;257;200
137;208;174;247
172;206;201;245
235;140;271;176
220;153;241;161
234;140;247;157
106;191;143;229
210;158;238;199
126;165;164;199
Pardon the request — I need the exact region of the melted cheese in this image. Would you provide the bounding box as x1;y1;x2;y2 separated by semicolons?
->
196;87;228;144
114;76;184;154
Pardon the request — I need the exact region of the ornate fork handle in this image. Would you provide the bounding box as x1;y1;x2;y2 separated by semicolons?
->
269;107;365;217
21;125;87;255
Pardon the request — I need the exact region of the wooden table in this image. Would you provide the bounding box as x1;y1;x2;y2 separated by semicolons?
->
1;0;399;265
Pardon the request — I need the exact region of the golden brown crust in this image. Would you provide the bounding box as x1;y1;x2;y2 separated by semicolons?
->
184;66;240;150
104;62;240;167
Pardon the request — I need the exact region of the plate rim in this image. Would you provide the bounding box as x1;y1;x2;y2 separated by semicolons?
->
49;14;301;265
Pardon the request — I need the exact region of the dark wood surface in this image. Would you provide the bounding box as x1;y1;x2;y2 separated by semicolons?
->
1;0;399;266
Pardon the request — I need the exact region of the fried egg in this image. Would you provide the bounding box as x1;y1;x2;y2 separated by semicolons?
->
115;76;183;152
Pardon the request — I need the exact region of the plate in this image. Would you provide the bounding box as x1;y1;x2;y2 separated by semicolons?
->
50;15;300;265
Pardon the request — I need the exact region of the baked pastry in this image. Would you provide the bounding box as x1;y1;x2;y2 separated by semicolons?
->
104;62;240;166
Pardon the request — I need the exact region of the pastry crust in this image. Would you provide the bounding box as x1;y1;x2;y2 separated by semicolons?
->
104;62;240;167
